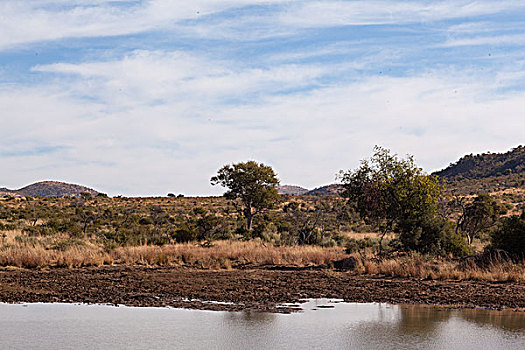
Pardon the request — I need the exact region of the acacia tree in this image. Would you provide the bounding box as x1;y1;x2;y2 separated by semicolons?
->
282;199;339;245
340;146;443;255
211;161;280;231
455;194;506;245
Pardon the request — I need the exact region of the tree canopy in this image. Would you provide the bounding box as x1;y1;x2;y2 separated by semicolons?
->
455;194;506;245
340;146;463;255
211;161;280;231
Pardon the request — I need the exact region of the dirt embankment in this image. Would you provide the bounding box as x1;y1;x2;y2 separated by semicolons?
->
1;266;524;313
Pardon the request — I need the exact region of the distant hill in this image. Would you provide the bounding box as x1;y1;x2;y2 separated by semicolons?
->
434;145;525;194
278;184;344;196
305;184;344;196
1;181;100;198
0;188;20;198
277;185;309;195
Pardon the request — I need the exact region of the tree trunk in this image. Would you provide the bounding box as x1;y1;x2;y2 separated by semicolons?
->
246;203;253;231
466;234;472;246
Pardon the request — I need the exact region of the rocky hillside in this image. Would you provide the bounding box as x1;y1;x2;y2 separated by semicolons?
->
434;145;525;194
1;181;100;198
277;185;309;195
278;184;345;196
305;184;344;196
0;188;20;198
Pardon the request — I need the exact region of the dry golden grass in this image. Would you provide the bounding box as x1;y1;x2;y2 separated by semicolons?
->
1;236;525;282
0;240;346;269
0;246;111;268
111;241;346;268
0;230;24;245
351;254;525;282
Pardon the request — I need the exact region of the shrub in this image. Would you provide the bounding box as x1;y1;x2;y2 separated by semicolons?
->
139;217;153;225
345;238;379;254
397;215;469;257
442;229;471;257
51;239;86;251
173;223;197;243
490;212;525;257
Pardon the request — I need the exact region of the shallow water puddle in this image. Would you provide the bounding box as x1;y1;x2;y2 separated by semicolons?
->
0;301;524;349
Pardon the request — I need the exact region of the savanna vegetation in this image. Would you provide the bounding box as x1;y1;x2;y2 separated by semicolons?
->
435;145;525;195
1;148;524;282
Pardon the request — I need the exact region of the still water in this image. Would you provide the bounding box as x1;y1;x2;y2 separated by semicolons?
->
0;300;524;350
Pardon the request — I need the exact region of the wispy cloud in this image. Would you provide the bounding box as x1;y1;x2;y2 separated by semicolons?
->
0;0;289;49
279;1;525;28
32;50;338;108
0;145;69;158
442;33;525;47
3;48;525;194
1;1;525;194
2;0;525;50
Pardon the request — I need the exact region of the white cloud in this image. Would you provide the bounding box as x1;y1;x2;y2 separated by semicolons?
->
0;0;291;49
279;1;525;28
442;33;525;47
2;49;525;195
2;0;524;50
2;1;525;195
32;50;333;109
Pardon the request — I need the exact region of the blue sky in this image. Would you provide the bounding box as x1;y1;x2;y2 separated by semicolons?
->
1;1;524;196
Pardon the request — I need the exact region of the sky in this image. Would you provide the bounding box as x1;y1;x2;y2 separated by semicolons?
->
1;0;524;196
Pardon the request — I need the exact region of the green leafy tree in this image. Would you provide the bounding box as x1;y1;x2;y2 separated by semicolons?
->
490;211;525;257
455;194;506;245
394;210;469;256
340;146;446;255
281;199;343;246
211;161;280;231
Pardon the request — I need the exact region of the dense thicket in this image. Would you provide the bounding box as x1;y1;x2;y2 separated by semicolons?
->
490;212;525;257
341;146;469;256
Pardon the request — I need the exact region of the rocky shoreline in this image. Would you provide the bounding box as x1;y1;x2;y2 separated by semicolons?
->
1;266;524;313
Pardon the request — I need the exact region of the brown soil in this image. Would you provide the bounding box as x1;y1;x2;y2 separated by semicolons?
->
1;266;524;313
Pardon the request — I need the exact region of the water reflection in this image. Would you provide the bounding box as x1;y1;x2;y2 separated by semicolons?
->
0;302;523;350
458;308;525;332
343;305;452;349
398;306;452;333
337;304;524;350
223;310;277;325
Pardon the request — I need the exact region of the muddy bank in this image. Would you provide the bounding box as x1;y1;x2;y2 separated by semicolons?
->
0;266;524;313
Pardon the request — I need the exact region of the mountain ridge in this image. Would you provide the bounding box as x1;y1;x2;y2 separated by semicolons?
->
433;145;525;194
3;146;523;198
434;145;525;179
277;185;309;195
277;184;344;196
1;181;100;198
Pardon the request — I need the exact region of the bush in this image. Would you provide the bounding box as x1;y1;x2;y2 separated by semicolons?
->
345;238;379;254
51;239;86;251
397;215;469;257
173;223;197;243
490;212;525;257
139;217;153;225
442;229;471;257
